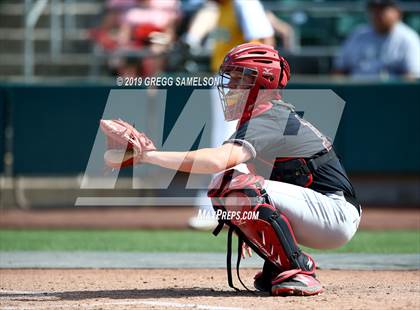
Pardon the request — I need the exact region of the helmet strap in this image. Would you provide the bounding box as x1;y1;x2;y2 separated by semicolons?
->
279;60;285;88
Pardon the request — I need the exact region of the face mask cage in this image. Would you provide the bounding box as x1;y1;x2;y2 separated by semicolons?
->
217;65;258;121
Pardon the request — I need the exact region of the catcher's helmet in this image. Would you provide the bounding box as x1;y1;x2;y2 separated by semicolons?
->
217;43;290;121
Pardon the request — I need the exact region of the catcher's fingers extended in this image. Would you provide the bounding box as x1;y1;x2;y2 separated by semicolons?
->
241;243;253;259
232;230;253;259
100;119;156;168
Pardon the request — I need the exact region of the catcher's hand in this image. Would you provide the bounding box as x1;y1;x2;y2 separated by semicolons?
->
241;243;253;259
100;119;156;168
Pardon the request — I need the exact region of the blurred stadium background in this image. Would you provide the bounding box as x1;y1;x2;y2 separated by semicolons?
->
0;4;419;310
0;0;419;227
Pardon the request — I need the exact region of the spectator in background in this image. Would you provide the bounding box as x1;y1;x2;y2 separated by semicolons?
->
117;0;180;77
182;0;294;59
334;0;420;79
90;0;137;52
91;0;180;77
209;0;275;72
181;0;219;52
266;10;295;52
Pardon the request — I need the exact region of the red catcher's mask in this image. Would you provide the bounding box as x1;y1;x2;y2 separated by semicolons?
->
217;43;290;122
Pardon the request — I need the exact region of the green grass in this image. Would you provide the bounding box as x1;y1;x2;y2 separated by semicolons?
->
0;229;418;253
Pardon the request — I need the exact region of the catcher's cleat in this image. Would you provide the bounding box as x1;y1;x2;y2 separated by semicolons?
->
254;261;281;292
254;271;272;292
271;273;323;296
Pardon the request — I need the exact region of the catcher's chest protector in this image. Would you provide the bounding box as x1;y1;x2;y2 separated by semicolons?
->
208;170;316;290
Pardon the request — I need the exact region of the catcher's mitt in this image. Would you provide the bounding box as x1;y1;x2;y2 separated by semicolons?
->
100;119;156;168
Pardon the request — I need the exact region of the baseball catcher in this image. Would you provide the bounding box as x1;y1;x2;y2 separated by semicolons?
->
100;43;362;296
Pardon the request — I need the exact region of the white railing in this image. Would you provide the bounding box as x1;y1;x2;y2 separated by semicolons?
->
24;0;65;80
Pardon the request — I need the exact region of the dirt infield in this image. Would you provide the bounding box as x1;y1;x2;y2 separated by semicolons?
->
0;206;419;229
0;269;419;310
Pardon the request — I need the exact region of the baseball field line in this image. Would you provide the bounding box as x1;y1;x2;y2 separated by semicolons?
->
0;289;244;310
0;252;418;270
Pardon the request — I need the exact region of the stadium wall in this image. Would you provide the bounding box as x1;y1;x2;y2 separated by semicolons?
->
0;90;4;175
1;82;419;175
0;82;419;207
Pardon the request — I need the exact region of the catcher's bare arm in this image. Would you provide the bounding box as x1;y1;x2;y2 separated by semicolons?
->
143;143;251;174
100;119;251;173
